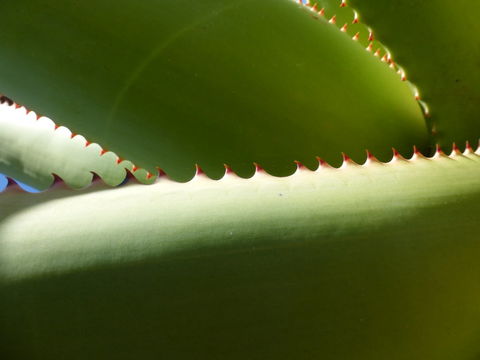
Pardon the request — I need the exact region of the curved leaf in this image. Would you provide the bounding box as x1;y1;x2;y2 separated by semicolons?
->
0;102;149;190
2;150;480;359
0;0;429;180
348;0;480;149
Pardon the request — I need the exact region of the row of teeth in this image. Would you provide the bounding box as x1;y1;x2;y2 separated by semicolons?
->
1;138;479;193
0;2;440;190
0;100;146;175
296;0;430;118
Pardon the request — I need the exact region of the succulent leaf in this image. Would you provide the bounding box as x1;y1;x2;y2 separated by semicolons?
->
347;0;480;150
2;150;480;358
0;102;151;190
0;0;429;180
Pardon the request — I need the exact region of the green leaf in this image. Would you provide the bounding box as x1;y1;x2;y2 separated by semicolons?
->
2;151;480;359
0;0;429;180
347;0;480;150
0;102;146;190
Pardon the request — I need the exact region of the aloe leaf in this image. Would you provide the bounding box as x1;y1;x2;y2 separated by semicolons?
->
347;0;480;150
2;150;480;359
0;0;429;180
0;102;147;190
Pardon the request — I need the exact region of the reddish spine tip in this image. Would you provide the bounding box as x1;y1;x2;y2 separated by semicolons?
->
195;164;204;175
156;167;167;177
319;8;325;16
329;15;337;24
340;0;347;7
294;160;305;169
435;144;443;155
70;133;77;139
223;164;233;174
85;141;91;147
342;152;351;162
100;149;108;156
90;172;102;183
6;177;17;188
51;174;64;185
54;124;60;130
116;157;123;164
316;156;331;168
131;165;138;172
340;23;348;32
352;32;360;40
368;32;374;42
253;162;264;172
465;141;473;152
392;147;400;158
312;3;318;10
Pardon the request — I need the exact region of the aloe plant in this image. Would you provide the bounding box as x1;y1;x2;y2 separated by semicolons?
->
1;0;479;358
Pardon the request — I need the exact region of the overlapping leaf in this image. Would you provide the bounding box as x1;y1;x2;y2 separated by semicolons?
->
0;0;428;180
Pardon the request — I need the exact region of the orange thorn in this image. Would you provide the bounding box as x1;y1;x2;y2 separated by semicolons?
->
340;0;347;7
352;32;360;41
368;31;374;42
329;15;337;24
294;160;305;170
316;156;329;167
318;8;325;16
340;23;348;32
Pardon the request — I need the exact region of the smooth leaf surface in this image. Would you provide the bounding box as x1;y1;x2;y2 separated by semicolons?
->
0;0;428;180
2;152;480;359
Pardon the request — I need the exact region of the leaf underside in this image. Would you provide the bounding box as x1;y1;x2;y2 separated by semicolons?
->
0;103;143;190
2;152;480;359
